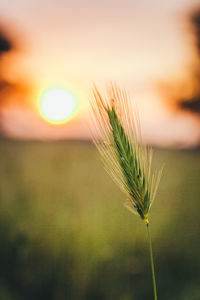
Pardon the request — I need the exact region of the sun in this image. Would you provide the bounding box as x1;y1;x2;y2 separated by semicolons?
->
39;88;78;125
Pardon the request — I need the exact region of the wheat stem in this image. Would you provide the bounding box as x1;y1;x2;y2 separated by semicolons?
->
91;85;162;299
146;223;158;300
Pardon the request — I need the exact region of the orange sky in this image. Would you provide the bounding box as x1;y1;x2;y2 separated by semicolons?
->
0;0;200;146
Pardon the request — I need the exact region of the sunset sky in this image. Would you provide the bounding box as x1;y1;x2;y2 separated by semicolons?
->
0;0;200;146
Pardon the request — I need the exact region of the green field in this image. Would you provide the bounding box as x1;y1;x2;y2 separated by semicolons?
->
0;140;199;300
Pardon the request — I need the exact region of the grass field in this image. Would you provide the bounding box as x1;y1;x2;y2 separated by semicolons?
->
0;140;199;300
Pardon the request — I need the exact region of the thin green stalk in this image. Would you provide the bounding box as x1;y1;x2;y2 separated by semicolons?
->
91;85;162;298
146;223;158;300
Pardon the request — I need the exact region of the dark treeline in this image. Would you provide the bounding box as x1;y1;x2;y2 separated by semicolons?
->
179;8;200;114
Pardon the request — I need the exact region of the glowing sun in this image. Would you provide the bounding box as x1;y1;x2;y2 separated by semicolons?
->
39;88;78;125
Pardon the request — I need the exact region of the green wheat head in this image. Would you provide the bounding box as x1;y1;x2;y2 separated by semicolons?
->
91;84;162;224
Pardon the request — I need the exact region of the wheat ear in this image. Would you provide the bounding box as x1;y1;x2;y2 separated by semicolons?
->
91;84;162;300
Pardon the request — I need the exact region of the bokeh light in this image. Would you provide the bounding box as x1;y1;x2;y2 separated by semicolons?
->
39;88;78;125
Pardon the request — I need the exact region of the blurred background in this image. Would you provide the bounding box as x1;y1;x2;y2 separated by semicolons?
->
0;0;200;299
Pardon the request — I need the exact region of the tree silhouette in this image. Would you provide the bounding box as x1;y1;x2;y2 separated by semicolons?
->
0;29;15;135
178;9;200;114
0;28;29;137
159;8;200;119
